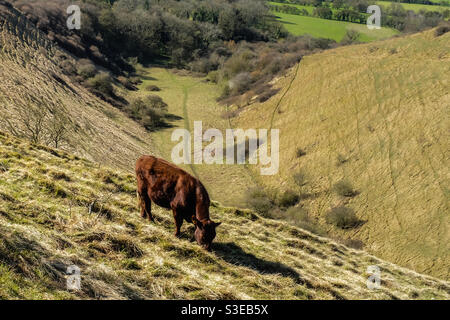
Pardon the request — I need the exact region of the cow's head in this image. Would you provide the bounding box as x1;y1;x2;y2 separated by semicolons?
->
192;217;221;251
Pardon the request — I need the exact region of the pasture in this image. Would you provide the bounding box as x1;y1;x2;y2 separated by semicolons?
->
272;11;399;42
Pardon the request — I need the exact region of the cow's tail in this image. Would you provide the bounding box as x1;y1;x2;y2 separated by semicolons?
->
135;168;146;207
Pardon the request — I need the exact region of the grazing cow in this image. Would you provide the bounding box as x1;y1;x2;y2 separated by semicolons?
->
135;155;221;251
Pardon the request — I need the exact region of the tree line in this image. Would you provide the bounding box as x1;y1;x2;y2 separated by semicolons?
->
270;0;450;32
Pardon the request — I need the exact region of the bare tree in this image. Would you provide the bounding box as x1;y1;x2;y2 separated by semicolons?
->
14;103;48;144
47;109;69;148
1;102;70;148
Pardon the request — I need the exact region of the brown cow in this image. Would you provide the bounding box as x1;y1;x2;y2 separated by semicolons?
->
135;155;221;251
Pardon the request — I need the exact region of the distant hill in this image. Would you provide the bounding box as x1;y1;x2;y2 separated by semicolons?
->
234;29;450;279
0;131;449;299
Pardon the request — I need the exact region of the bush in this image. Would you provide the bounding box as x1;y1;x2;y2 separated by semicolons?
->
117;76;136;90
86;73;114;97
245;188;273;216
282;207;327;236
125;95;168;130
229;72;252;95
342;239;364;250
296;148;306;158
341;30;360;45
326;206;359;229
293;170;307;187
284;206;309;222
207;71;220;83
336;153;347;165
277;190;299;208
146;85;161;92
435;23;450;37
77;63;97;79
333;180;357;197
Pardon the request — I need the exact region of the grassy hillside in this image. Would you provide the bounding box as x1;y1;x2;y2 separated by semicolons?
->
0;3;160;171
272;11;399;42
234;29;450;279
1;131;449;299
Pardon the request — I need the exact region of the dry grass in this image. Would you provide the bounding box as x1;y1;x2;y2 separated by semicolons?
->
234;29;450;279
0;131;449;300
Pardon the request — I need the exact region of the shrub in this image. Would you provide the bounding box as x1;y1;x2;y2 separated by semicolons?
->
258;88;279;103
277;190;299;208
117;76;135;90
146;85;161;92
326;206;359;229
341;30;360;45
336;153;347;165
284;206;309;222
342;239;364;250
435;22;450;37
207;71;220;83
245;188;273;216
333;180;357;197
77;61;97;79
60;60;76;75
283;207;326;236
86;73;114;97
125;95;168;130
229;72;252;95
144;95;168;111
293;170;307;187
296;148;306;158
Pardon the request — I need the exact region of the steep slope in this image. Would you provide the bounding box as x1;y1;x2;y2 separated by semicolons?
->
0;2;159;171
0;131;449;299
234;29;450;279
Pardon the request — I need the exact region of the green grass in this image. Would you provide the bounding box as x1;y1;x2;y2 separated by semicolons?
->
0;131;449;299
376;1;449;12
272;11;399;42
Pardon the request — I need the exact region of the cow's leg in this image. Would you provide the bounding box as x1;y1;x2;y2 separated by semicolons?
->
137;185;154;222
137;191;147;219
173;209;183;237
143;192;154;222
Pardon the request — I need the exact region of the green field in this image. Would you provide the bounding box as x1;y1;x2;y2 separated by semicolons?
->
272;11;399;42
377;0;449;12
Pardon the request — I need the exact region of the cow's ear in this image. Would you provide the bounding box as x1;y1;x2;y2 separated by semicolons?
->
214;222;222;227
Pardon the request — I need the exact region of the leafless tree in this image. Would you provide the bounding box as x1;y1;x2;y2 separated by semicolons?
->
47;109;69;148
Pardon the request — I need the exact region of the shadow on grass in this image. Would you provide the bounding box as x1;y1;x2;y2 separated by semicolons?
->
213;242;307;285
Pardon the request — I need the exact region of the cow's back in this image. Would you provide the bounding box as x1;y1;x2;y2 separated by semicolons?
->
135;155;198;210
